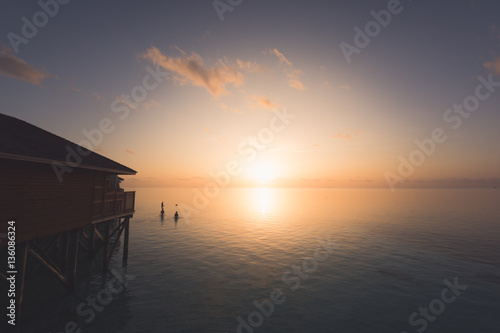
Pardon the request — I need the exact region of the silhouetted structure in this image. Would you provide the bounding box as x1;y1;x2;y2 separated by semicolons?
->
0;113;136;318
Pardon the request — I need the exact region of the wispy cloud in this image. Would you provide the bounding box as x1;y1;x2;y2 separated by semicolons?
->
219;102;243;114
236;59;267;73
247;94;280;110
330;130;360;140
271;48;292;66
339;84;351;91
0;46;51;85
140;46;263;99
484;57;500;75
116;96;137;109
270;48;305;90
143;99;161;111
126;148;136;154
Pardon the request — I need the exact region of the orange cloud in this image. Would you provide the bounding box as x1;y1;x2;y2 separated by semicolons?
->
270;48;305;90
247;94;280;110
126;148;135;154
236;59;267;73
330;130;360;140
484;58;500;75
141;46;262;99
219;102;243;114
0;46;51;85
271;48;292;66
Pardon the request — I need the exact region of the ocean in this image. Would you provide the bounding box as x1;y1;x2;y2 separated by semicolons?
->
20;188;500;332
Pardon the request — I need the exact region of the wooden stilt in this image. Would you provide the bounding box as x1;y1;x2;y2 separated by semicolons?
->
122;218;130;269
27;247;69;287
64;231;70;272
90;224;96;253
28;236;61;280
102;221;110;274
106;221;126;267
70;229;80;286
31;242;67;280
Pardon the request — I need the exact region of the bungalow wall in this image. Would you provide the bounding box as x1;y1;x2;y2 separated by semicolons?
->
0;159;97;243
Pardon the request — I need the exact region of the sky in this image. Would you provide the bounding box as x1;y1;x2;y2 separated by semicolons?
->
1;0;500;189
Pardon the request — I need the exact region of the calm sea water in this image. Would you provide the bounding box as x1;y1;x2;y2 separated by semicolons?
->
20;188;500;333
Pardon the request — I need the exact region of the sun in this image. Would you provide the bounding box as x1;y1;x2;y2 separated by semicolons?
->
250;162;277;184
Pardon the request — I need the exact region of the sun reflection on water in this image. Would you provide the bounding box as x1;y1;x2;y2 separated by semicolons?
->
257;187;272;216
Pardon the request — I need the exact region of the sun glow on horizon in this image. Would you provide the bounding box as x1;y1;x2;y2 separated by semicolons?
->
250;161;278;184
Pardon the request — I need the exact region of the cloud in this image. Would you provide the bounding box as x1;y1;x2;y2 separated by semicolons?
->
140;46;262;99
313;143;321;148
0;46;51;85
349;178;372;182
143;99;161;111
247;94;280;110
271;48;292;66
93;92;101;100
270;48;305;90
116;96;137;109
219;102;243;114
331;133;352;140
484;58;500;75
330;130;360;140
126;148;135;154
407;177;500;188
340;85;352;91
236;59;267;73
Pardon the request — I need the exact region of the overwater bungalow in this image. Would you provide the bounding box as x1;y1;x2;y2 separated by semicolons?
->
0;113;136;318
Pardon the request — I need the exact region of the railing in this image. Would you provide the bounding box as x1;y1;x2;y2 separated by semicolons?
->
92;190;135;220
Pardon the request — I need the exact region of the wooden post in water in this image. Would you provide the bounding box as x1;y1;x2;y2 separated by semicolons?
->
122;217;130;269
